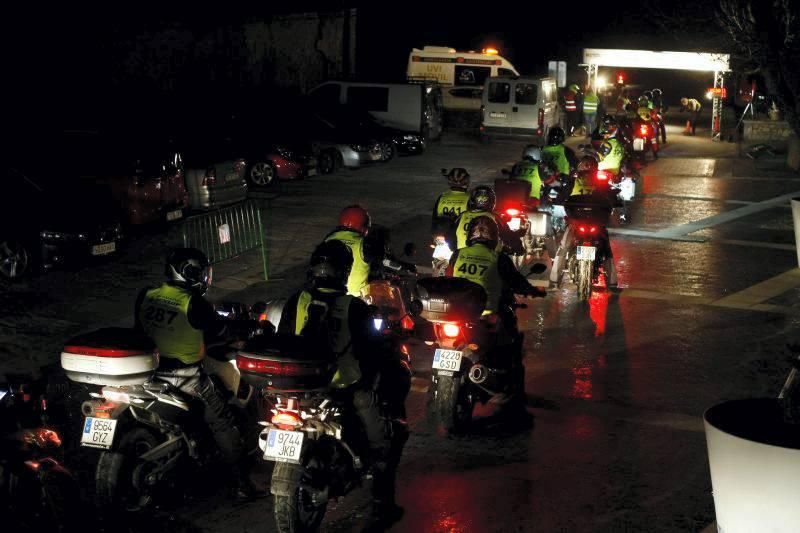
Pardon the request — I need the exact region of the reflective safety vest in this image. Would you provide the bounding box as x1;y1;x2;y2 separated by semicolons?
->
571;173;596;196
452;244;502;314
583;93;599;113
293;290;361;388
598;138;624;172
637;106;652;121
512;162;543;199
542;144;571;176
139;283;204;365
454;210;504;251
325;230;370;297
687;98;702;112
564;91;577;112
435;189;470;219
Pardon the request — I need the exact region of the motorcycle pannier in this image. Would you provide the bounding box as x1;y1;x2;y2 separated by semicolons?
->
61;328;157;386
236;334;336;392
416;277;487;323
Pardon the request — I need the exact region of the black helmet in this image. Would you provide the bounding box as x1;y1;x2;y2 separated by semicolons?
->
166;248;212;294
547;127;565;146
466;215;499;248
468;185;496;212
652;88;662;97
643;90;653;100
308;240;353;290
442;167;470;189
600;114;617;127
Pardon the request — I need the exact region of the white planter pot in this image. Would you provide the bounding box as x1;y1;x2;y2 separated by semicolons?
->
704;399;800;533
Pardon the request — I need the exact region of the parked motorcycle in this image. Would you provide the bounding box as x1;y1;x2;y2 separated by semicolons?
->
0;373;79;531
558;196;615;300
60;305;269;515
239;329;411;533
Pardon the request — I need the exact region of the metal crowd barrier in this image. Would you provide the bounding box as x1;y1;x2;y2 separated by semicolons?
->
182;201;268;280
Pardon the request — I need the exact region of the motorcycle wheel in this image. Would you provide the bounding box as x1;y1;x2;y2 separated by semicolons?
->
94;427;158;512
431;375;473;434
272;464;327;533
576;259;593;301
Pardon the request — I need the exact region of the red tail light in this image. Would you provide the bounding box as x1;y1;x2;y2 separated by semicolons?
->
442;323;461;338
596;171;610;182
578;225;587;234
640;125;648;136
578;225;598;234
538;107;545;128
236;354;321;377
590;226;598;233
202;167;216;187
505;208;521;217
62;345;147;358
271;411;302;431
401;315;415;331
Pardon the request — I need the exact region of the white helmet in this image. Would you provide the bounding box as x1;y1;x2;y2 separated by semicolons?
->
522;145;543;162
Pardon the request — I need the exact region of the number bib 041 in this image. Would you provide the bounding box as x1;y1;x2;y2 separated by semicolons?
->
81;417;118;449
263;429;304;464
432;349;463;372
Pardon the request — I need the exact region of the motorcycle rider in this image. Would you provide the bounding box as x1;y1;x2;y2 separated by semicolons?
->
432;168;471;234
325;205;376;297
451;185;506;250
571;156;601;197
134;247;264;502
542;127;578;181
278;240;407;526
597;117;626;177
510;146;554;204
447;216;547;413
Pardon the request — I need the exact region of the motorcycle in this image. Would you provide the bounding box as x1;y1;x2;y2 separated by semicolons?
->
558;196;615;300
631;118;659;161
0;373;79;531
417;276;542;434
239;328;412;533
60;304;269;515
579;146;638;225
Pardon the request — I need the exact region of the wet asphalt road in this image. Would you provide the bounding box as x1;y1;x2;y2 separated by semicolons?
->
3;121;800;532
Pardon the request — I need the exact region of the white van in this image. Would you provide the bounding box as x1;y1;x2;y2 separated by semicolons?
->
480;76;561;144
407;46;519;111
309;81;443;141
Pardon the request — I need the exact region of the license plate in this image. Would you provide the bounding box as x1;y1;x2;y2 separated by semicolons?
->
620;178;636;201
576;246;596;261
81;417;117;449
306;167;317;177
263;429;304;464
91;242;116;256
508;217;521;231
433;349;463;372
633;138;645;151
166;209;183;221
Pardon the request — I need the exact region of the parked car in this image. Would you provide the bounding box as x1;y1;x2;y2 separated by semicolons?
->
60;130;189;226
1;166;123;281
303;111;384;174
235;118;317;187
181;132;248;210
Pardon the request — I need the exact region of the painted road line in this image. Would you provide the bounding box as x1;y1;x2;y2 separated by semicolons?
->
601;287;797;315
653;191;800;238
608;228;707;242
712;268;800;308
717;239;796;251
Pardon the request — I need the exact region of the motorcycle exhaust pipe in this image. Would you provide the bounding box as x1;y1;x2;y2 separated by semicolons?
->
468;364;500;391
82;399;125;419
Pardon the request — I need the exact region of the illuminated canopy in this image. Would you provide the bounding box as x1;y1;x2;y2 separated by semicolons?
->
583;49;730;72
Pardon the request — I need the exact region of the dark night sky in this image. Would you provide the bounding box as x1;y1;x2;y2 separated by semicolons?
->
3;3;724;126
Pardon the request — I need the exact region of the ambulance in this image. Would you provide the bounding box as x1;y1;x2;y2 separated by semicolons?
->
407;46;519;110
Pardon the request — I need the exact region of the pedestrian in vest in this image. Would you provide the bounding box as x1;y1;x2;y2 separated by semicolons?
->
562;84;579;136
681;97;702;136
583;88;600;138
135;248;266;502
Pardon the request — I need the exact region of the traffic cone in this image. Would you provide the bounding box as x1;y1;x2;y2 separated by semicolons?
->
683;120;691;134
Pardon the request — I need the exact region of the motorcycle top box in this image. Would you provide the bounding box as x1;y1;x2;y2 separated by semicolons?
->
236;334;336;392
416;277;487;323
61;328;158;386
564;194;613;226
